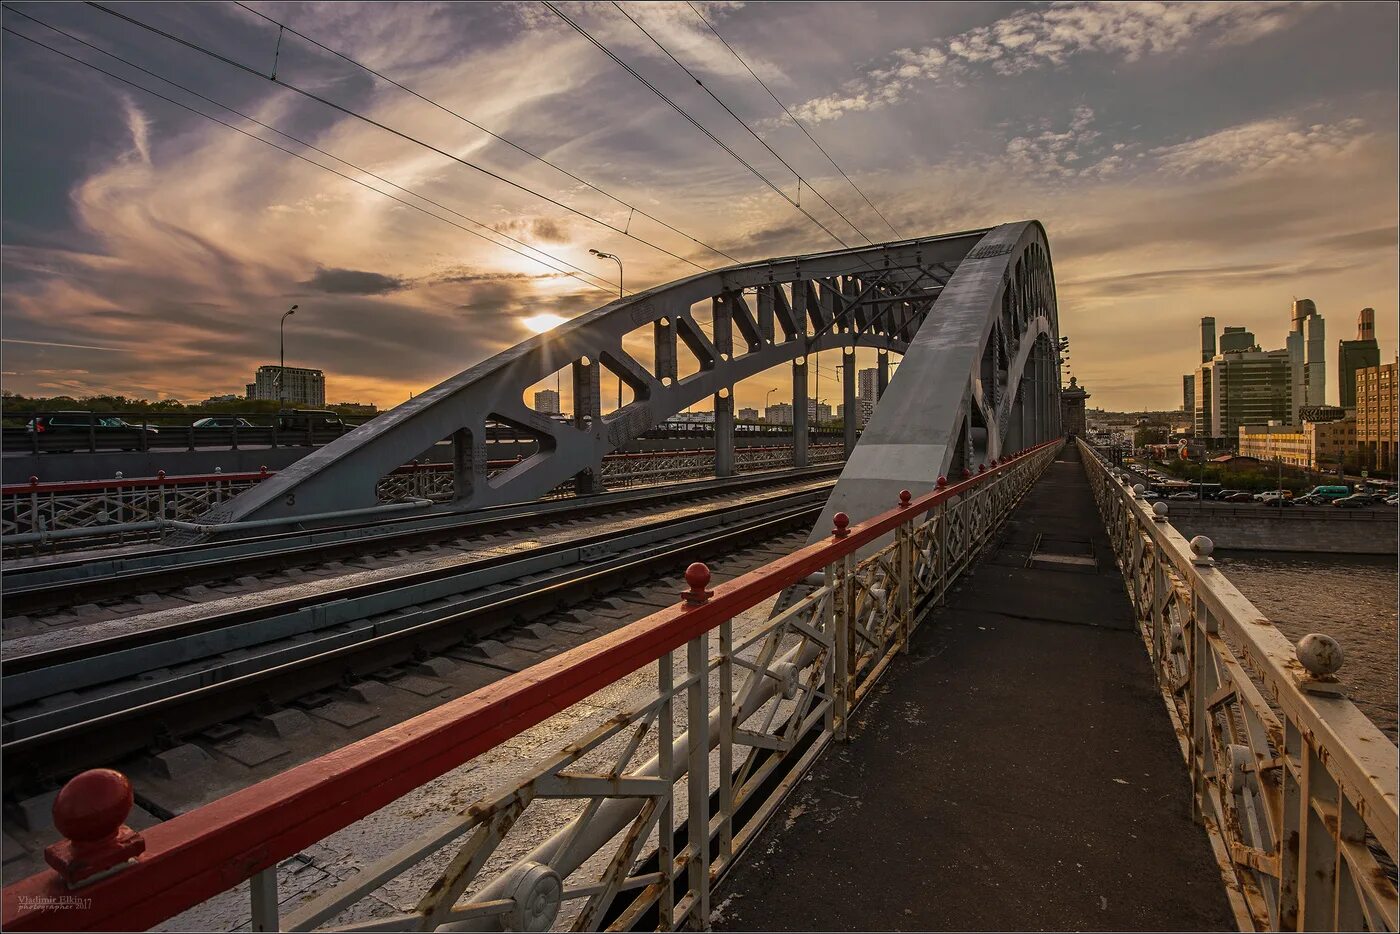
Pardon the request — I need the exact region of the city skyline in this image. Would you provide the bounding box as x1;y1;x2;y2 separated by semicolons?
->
2;2;1397;412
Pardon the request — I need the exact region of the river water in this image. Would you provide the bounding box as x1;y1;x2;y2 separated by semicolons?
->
1215;551;1397;741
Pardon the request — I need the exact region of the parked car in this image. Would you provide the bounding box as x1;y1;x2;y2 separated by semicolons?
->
1168;491;1197;500
192;416;256;429
1305;485;1351;502
1294;495;1325;506
1386;494;1398;507
1213;489;1243;501
1262;497;1294;507
24;412;159;450
1332;494;1370;508
1254;490;1292;504
276;409;346;430
1222;491;1255;503
1140;490;1159;500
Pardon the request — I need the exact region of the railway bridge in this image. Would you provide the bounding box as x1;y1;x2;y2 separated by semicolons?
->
2;223;1394;932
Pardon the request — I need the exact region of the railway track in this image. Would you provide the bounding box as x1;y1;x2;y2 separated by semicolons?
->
2;465;840;625
1;480;830;791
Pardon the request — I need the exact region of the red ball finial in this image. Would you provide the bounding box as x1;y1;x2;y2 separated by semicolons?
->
156;469;166;480
53;769;132;844
936;476;947;489
681;562;713;605
29;475;39;486
960;467;971;479
260;465;269;477
978;463;986;473
832;512;850;538
898;490;912;508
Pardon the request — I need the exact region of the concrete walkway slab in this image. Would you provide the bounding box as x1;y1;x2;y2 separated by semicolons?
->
715;445;1235;932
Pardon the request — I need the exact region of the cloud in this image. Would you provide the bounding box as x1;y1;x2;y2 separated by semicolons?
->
1152;117;1369;175
789;2;1319;124
300;267;409;295
492;216;571;243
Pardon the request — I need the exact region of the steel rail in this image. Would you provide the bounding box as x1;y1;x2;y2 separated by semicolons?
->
3;466;842;614
2;483;833;676
2;500;826;788
1;440;1059;933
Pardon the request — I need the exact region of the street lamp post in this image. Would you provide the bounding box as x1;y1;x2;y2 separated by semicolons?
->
279;305;298;412
590;249;624;411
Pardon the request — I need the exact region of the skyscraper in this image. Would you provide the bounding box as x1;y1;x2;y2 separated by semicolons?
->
1200;316;1217;363
857;367;879;403
1286;298;1326;415
1182;374;1194;416
1338;308;1381;409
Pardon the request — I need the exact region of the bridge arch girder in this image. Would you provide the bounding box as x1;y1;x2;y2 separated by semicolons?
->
803;220;1061;548
204;229;992;526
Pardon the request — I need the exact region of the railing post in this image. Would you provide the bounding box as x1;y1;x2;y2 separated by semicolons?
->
717;617;734;865
896;490;913;651
685;627;711;928
831;512;852;741
658;647;675;931
250;865;279;932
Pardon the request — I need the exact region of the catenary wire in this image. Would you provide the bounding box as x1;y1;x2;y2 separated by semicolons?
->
684;0;904;239
81;1;714;272
611;1;873;245
540;0;856;252
2;5;625;293
1;24;629;297
228;0;743;265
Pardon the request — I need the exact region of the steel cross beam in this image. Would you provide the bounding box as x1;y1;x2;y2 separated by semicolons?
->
196;225;1049;532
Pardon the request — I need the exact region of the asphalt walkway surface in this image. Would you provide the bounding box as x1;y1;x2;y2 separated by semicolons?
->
714;444;1236;932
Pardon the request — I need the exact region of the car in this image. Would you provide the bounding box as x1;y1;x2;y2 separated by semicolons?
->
1294;495;1325;506
1262;497;1294;507
276;409;346;429
1222;491;1255;503
1305;485;1352;502
1254;490;1291;504
1333;494;1370;508
1168;491;1198;500
1140;490;1159;500
1386;495;1398;507
24;412;159;450
192;416;256;429
1213;489;1243;501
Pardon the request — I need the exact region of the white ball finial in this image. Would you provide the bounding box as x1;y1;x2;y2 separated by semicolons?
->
1153;501;1169;521
1132;483;1146;498
1296;633;1343;678
1190;535;1214;561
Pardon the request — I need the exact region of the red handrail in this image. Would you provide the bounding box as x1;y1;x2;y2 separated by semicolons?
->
2;441;1057;931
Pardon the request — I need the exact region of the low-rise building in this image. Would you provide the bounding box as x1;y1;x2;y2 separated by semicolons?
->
247;365;326;407
1356;361;1397;475
1237;415;1358;472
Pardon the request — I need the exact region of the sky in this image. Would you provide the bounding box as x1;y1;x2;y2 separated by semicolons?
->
2;0;1396;413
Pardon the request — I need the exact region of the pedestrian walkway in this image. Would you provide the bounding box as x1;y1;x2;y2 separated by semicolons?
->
714;445;1236;931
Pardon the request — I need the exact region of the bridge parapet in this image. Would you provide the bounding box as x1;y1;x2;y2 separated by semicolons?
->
1;442;1059;932
1079;438;1398;932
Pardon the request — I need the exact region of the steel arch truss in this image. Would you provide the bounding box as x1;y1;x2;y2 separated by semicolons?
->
205;228;1001;526
804;220;1062;547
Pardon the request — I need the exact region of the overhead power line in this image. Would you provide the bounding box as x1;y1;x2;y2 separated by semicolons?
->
540;0;855;252
228;0;742;266
1;21;626;296
81;1;714;273
684;1;904;240
610;1;874;246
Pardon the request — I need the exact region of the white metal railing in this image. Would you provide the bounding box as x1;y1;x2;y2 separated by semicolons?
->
1079;438;1398;932
1;446;847;554
4;444;1059;932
